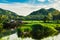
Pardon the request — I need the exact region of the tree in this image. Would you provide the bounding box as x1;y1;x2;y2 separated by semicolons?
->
43;16;47;23
31;24;44;39
43;13;53;23
47;13;53;22
31;24;58;40
0;15;8;23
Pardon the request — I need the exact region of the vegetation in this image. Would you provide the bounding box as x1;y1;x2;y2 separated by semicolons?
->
25;8;60;21
0;8;60;40
31;24;58;39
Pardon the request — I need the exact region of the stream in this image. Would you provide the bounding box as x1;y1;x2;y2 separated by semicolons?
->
0;32;60;40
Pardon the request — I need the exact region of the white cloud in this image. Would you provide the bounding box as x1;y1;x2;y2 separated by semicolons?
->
48;0;54;2
48;0;60;2
0;3;40;16
38;0;46;2
0;0;60;16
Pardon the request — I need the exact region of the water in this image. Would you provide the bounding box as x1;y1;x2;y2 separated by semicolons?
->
0;33;60;40
0;32;34;40
41;34;60;40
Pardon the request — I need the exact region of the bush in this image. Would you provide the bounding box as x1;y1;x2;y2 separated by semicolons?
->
55;25;60;32
43;27;58;37
17;27;32;38
0;24;3;33
31;24;58;39
31;24;44;39
22;28;32;37
17;28;22;37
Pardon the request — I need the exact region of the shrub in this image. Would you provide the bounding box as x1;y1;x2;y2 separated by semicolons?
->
17;27;32;38
22;28;32;37
0;24;3;33
43;27;58;37
55;25;60;32
31;24;44;39
17;28;22;37
31;24;58;39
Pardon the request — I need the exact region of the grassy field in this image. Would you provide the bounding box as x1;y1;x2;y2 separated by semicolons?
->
20;20;60;31
0;20;60;40
16;20;60;39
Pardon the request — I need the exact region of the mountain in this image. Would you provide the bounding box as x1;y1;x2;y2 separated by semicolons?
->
29;8;48;15
0;8;60;21
48;8;57;12
25;8;60;20
0;8;24;20
29;8;60;15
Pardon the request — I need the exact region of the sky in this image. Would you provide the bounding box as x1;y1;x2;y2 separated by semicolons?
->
0;0;60;16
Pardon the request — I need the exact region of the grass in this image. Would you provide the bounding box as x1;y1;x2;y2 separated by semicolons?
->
0;20;60;40
22;20;60;28
20;21;60;36
17;20;59;39
18;20;60;35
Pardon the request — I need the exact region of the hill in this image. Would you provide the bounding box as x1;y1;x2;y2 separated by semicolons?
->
0;8;23;19
0;8;60;21
0;8;24;23
29;8;59;15
25;8;60;20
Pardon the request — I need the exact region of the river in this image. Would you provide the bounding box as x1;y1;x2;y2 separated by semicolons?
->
0;32;60;40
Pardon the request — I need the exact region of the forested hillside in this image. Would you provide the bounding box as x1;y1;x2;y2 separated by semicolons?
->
0;8;60;40
25;8;60;20
0;8;24;23
0;8;60;21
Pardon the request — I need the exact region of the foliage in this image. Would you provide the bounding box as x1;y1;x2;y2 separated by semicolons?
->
27;8;60;21
0;7;60;40
55;25;60;32
17;28;22;37
31;24;58;39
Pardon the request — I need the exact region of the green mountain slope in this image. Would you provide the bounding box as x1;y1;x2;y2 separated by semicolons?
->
29;8;60;15
0;8;24;20
25;8;60;20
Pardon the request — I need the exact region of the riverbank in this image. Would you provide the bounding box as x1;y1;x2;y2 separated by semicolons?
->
0;32;60;40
